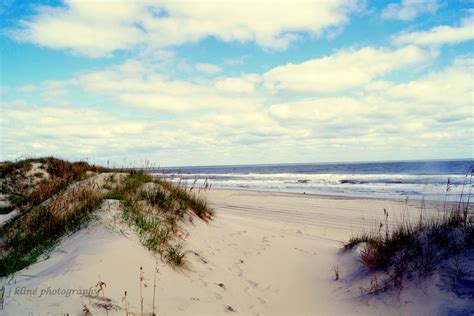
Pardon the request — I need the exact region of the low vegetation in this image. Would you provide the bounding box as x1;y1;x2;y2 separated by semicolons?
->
1;157;110;210
0;157;213;276
343;166;473;294
165;243;187;266
84;263;161;315
107;170;213;266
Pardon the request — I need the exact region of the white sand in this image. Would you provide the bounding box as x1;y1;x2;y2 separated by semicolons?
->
0;189;460;315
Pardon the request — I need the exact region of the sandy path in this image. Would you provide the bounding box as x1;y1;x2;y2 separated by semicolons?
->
181;189;438;315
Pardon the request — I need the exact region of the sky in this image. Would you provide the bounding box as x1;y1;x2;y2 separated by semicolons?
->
0;0;473;167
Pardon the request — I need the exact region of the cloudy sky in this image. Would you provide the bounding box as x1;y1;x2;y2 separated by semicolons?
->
0;0;472;166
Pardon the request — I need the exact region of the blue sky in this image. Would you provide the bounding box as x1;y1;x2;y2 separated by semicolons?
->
0;0;473;166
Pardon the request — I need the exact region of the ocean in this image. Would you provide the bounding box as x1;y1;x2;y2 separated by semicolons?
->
151;160;473;201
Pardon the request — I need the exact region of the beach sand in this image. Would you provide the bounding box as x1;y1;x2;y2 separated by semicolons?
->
1;189;450;315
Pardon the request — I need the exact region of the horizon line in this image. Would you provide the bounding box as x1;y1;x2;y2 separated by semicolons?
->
157;157;473;169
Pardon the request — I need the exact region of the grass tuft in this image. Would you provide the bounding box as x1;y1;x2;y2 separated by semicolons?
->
165;243;187;267
155;178;214;220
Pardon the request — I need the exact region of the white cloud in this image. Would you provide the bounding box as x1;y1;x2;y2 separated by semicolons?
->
381;0;439;21
268;97;367;125
11;1;146;57
73;45;435;112
16;79;72;101
263;57;473;148
76;62;262;112
214;75;259;94
4;46;471;163
4;106;144;138
262;45;434;93
183;112;291;140
14;44;438;116
10;0;363;57
0;103;151;159
385;57;473;107
195;63;222;74
393;14;474;46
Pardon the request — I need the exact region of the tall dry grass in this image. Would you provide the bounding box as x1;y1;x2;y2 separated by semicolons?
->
0;183;104;276
0;158;214;277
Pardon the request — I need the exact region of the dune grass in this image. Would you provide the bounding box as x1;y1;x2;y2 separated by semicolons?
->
1;157;110;210
155;178;214;220
343;167;473;293
0;157;213;275
0;183;104;276
165;243;187;266
107;170;213;266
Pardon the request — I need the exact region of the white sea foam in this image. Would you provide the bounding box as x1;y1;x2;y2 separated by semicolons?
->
152;171;470;201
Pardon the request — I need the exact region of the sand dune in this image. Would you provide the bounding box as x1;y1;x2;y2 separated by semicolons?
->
1;189;454;315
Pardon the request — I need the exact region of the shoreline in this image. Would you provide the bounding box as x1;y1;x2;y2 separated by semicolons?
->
151;159;472;203
204;187;453;206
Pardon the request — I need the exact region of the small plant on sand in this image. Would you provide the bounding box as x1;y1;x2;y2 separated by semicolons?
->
165;243;187;267
152;261;159;316
83;304;92;316
139;265;148;315
96;278;106;296
333;266;340;281
121;291;130;316
342;233;375;252
359;276;381;295
95;277;113;314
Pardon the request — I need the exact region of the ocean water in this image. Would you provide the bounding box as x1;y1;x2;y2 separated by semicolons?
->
151;160;473;200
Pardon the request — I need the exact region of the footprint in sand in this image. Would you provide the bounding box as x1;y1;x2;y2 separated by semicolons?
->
294;247;310;254
230;264;243;277
261;236;271;250
244;280;259;296
236;259;244;276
